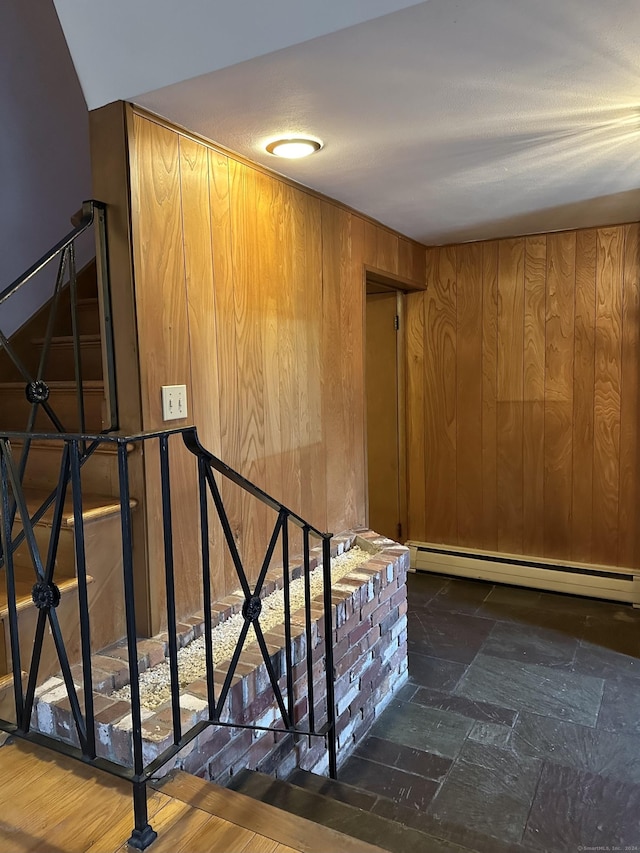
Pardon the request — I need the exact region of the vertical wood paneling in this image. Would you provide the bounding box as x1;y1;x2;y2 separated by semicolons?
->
230;162;268;581
411;223;639;571
497;238;524;553
571;229;597;563
593;227;623;564
350;216;367;527
100;107;429;615
130;116;192;428
297;192;325;532
481;242;499;551
424;247;457;543
129;117;200;623
544;232;576;559
406;292;426;540
376;229;399;276
321;202;353;533
618;224;640;567
455;243;483;545
208;150;242;596
523;235;546;556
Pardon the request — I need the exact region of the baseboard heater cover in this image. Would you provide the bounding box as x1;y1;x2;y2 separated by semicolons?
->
406;541;640;606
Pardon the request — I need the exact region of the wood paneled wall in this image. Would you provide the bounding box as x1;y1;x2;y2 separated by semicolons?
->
407;224;640;569
91;104;426;630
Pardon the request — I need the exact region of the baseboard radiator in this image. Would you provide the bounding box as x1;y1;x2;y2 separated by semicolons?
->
406;541;640;606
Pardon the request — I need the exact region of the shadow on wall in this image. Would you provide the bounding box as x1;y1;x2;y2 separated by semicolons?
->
0;0;92;337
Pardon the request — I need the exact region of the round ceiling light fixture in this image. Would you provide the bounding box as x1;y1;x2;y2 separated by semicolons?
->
265;136;323;159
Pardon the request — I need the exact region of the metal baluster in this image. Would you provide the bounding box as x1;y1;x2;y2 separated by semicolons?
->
0;442;24;724
69;438;95;757
117;441;156;851
198;457;216;716
322;535;337;779
159;435;181;744
303;527;315;735
68;243;86;444
281;518;295;732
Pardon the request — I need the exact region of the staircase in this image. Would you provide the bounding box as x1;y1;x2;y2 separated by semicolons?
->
226;767;459;853
0;256;128;694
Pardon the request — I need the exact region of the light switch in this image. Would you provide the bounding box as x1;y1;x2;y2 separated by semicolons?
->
161;385;187;421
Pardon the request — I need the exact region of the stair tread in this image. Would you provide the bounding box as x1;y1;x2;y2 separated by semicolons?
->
225;769;462;853
6;437;133;456
31;334;102;346
5;486;135;528
0;380;104;390
153;770;388;853
0;565;88;619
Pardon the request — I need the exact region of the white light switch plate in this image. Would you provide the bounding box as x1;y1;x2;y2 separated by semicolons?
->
161;385;187;421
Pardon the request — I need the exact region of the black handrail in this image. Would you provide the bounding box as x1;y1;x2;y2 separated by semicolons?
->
0;427;337;850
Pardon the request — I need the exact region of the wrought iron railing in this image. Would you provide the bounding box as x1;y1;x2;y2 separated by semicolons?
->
0;427;337;850
0;199;117;571
0;198;117;435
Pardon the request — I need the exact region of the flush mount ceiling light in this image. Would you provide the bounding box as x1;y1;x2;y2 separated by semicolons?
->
265;136;323;159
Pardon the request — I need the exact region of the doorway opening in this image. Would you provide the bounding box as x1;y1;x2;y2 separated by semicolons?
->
365;277;406;542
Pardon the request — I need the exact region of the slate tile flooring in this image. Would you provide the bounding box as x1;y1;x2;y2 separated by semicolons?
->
338;572;640;852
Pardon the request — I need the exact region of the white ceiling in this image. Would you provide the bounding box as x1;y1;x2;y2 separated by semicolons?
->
54;0;640;244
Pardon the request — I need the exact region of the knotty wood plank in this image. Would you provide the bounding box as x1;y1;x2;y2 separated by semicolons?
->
618;223;640;568
571;228;597;564
424;246;457;544
544;231;576;559
497;238;524;554
523;235;546;557
153;772;386;853
405;291;426;541
593;227;623;565
481;241;499;551
455;243;483;546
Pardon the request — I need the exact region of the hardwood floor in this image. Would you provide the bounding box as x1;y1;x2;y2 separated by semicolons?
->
0;739;384;853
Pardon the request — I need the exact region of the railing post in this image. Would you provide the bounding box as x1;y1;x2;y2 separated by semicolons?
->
322;535;337;779
118;440;157;851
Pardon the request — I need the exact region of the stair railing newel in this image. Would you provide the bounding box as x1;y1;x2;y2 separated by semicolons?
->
0;427;338;851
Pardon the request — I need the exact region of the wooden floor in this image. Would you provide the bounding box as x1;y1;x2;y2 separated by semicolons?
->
0;738;384;853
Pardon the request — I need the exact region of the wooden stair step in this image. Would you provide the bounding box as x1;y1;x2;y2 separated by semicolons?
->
153;770;387;853
4;438;133;496
28;335;103;381
0;380;105;431
0;564;87;620
4;486;136;529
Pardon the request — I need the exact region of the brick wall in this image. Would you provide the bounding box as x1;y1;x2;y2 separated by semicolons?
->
32;530;409;783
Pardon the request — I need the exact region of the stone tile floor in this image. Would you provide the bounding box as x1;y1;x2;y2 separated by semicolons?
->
338;571;640;852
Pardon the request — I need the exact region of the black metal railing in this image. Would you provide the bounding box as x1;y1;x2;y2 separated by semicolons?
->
0;427;336;851
0;199;117;571
0;198;117;434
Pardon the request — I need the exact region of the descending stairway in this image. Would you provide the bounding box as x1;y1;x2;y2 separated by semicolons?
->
0;259;129;691
226;767;462;853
